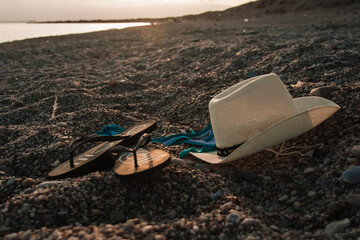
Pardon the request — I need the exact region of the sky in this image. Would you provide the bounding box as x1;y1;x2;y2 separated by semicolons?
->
0;0;254;22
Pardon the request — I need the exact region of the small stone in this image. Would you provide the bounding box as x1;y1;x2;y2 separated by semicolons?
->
309;86;339;98
68;237;79;240
245;71;257;79
141;225;153;234
56;122;68;127
242;170;257;182
291;81;310;88
351;145;360;158
307;191;316;197
324;218;350;237
345;194;360;207
22;178;36;187
123;220;135;229
38;127;48;134
278;195;289;201
194;163;211;170
220;202;233;211
218;233;229;240
281;231;301;240
192;225;199;232
79;201;88;209
166;209;176;218
4;233;18;240
320;177;333;189
323;157;331;166
110;210;125;222
303;167;315;174
273;66;281;72
171;158;187;168
241;217;260;227
226;210;245;224
37;181;67;188
263;176;271;181
240;186;257;195
347;157;360;164
210;189;224;200
154;234;166;240
342;166;360;184
6;178;15;186
51;160;61;167
293;201;301;208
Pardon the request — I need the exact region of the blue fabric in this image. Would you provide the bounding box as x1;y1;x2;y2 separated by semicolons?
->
94;124;125;136
152;124;216;158
94;124;216;158
151;124;215;147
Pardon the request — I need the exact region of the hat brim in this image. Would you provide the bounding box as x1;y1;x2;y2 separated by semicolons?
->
190;96;340;164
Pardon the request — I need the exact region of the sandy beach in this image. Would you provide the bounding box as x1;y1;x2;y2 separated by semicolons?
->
1;2;360;239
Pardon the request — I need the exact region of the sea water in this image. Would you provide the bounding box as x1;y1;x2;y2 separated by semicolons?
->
0;22;150;43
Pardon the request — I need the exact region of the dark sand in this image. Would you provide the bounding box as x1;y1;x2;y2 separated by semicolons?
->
1;2;360;239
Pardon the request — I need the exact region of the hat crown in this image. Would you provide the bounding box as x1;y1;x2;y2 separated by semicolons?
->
210;73;299;149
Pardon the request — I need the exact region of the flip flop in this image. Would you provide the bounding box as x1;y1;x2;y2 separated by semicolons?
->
48;120;157;179
112;133;170;179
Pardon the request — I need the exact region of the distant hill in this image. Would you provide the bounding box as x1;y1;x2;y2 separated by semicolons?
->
39;0;360;24
181;0;360;21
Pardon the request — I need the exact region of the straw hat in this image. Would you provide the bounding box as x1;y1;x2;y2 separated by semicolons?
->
191;73;340;164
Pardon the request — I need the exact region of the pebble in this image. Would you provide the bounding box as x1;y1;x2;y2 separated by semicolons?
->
55;122;68;127
341;166;360;184
220;202;233;211
166;209;176;218
303;167;315;174
37;181;67;188
345;194;360;207
351;145;360;158
5;178;15;186
309;86;339;98
324;218;350;237
110;210;125;222
347;157;359;164
154;234;166;240
79;201;88;209
278;195;289;201
38;127;49;134
291;80;310;88
307;191;316;197
281;231;301;240
210;190;224;200
293;201;301;208
218;233;229;240
245;71;257;79
241;217;260;227
171;158;187;167
226;210;245;224
194;163;211;170
240;186;257;195
4;233;18;240
323;157;331;166
141;225;154;234
242;170;257;182
21;178;36;187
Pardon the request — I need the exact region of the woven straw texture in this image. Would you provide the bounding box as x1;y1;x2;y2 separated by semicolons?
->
191;74;340;164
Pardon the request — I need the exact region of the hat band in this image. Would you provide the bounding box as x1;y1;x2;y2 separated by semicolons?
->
216;142;244;157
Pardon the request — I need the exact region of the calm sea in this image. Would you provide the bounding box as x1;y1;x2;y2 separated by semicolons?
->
0;22;150;43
